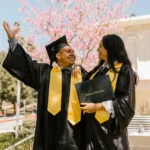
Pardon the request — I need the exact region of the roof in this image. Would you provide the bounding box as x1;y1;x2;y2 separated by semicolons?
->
120;15;150;27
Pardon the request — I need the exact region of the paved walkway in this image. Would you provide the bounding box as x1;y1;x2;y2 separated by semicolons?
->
0;115;36;133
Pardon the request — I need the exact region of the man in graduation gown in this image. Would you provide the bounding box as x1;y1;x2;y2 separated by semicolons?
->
2;21;87;150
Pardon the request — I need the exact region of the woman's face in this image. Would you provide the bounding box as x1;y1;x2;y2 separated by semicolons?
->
97;40;108;61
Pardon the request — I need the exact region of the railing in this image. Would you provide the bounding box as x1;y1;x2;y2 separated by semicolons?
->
5;134;34;150
4;115;150;149
128;115;150;133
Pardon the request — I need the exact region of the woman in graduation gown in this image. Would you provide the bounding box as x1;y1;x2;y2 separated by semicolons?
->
2;21;87;150
80;34;137;150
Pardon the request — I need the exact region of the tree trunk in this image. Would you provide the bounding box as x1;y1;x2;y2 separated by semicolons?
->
13;102;16;114
0;100;2;109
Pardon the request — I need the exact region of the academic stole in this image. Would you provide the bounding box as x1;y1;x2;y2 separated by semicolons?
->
47;66;82;125
90;62;123;124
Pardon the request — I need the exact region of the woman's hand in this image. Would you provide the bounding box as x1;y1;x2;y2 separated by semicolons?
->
80;103;104;113
72;64;81;77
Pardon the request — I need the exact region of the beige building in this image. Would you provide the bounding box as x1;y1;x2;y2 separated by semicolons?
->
118;15;150;150
119;15;150;114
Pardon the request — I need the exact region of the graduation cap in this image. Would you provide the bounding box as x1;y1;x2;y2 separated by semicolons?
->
46;36;69;64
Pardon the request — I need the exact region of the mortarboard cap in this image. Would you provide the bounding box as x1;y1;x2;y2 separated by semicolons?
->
46;36;69;64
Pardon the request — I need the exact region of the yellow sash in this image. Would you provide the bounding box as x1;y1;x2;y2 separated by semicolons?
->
67;74;82;125
47;66;82;125
90;62;123;124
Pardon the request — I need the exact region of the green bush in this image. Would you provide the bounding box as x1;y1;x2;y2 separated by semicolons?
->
0;133;15;149
0;132;14;142
23;119;36;130
18;130;29;139
0;119;36;149
0;132;34;149
15;138;34;150
0;142;10;150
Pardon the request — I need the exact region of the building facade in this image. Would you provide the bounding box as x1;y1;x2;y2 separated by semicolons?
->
120;15;150;114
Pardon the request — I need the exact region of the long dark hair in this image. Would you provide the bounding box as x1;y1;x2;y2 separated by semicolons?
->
87;34;138;84
102;34;131;73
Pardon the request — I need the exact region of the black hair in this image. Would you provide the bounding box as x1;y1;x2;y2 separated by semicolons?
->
102;34;131;73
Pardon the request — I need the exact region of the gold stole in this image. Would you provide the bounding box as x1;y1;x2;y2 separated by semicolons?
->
90;62;123;124
47;66;82;125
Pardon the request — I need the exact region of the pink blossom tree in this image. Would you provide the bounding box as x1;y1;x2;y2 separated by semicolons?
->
16;0;135;70
13;21;48;62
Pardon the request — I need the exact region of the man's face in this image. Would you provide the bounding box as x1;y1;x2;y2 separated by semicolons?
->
57;46;76;67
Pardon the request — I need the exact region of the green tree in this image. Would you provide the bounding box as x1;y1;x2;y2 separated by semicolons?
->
0;51;37;114
0;51;17;113
0;22;38;114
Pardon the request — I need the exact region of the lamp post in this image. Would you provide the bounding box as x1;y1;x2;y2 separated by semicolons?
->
15;80;21;139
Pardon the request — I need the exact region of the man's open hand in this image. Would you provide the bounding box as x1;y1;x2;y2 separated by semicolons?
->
3;21;15;39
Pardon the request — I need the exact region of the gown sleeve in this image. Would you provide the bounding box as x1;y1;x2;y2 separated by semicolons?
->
112;65;136;133
2;43;49;91
80;66;88;80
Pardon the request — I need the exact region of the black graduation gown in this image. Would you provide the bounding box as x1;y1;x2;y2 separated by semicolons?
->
84;64;136;150
2;44;87;150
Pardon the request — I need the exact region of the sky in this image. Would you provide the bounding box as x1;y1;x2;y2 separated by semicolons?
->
0;0;150;51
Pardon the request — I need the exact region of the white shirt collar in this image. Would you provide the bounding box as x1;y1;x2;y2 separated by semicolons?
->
102;60;118;69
